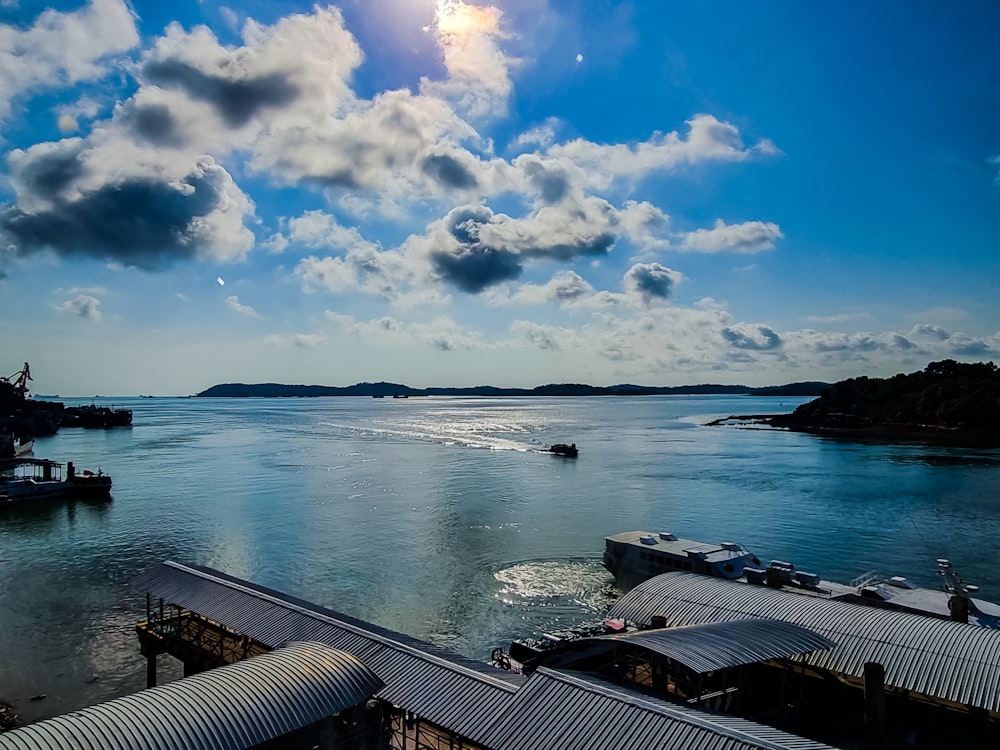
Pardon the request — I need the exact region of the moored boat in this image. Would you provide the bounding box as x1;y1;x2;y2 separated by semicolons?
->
60;404;132;429
0;458;112;505
603;529;1000;627
603;531;762;591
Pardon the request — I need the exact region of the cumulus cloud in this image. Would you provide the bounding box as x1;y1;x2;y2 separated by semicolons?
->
682;218;783;253
1;149;255;268
721;323;782;350
513;270;595;305
0;0;139;121
55;293;102;320
288;210;381;254
546;114;779;189
420;0;514;119
425;199;619;293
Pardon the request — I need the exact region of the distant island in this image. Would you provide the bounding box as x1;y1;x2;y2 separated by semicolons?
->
196;381;831;398
707;359;1000;445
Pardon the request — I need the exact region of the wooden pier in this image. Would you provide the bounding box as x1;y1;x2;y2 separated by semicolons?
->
136;593;268;687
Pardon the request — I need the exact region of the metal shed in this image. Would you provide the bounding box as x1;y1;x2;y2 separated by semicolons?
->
477;667;837;750
133;560;524;743
0;642;382;750
608;571;1000;713
548;618;836;673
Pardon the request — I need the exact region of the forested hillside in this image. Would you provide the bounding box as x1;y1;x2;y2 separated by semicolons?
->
775;360;1000;433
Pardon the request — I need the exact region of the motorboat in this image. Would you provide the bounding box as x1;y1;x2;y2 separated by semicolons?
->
547;443;578;457
0;458;112;505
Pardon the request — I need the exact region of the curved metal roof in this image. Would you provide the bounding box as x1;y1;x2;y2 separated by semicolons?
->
591;618;836;673
607;572;1000;713
131;560;524;740
125;562;834;750
0;642;383;750
479;668;837;750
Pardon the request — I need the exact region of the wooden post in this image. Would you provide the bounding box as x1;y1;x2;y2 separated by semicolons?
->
864;661;886;741
146;653;156;688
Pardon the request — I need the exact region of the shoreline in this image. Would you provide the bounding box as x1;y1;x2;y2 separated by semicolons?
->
705;414;1000;448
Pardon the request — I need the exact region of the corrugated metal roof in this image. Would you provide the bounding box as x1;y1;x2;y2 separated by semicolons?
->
132;561;524;740
127;562;842;750
589;619;836;673
477;668;837;750
0;642;382;750
607;572;1000;712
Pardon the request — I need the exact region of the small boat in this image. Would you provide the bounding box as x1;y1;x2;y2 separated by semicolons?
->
0;435;33;458
0;458;112;505
547;443;578;457
13;436;34;456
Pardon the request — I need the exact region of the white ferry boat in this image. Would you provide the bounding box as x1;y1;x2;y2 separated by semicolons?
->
602;531;764;592
603;529;1000;628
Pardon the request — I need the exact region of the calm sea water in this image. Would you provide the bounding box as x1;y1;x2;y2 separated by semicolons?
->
2;394;999;722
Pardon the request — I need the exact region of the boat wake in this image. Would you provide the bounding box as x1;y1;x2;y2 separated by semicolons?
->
322;417;545;453
494;559;617;613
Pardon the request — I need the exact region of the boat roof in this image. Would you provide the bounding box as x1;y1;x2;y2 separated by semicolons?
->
0;457;60;469
605;530;753;563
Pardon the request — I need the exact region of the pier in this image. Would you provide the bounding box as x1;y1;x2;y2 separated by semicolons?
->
3;561;998;749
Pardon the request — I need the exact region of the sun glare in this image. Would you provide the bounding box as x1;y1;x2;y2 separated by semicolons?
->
434;0;501;40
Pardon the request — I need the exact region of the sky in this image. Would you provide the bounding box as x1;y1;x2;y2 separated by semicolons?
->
1;0;998;396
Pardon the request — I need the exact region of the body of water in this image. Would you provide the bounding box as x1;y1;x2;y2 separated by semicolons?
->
2;394;999;723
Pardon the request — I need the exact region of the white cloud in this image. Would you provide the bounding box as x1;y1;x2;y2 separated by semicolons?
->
322;311;483;351
546;114;779;189
226;295;262;318
420;0;515;119
55;293;102;320
682;218;783;253
0;0;139;121
266;332;324;348
512;118;561;150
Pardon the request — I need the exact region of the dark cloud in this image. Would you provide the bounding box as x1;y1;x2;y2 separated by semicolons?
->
142;59;299;127
422;154;478;189
433;204;616;293
0;163;236;269
16;145;86;198
120;102;184;147
952;340;991;356
522;160;569;204
521;232;614;261
625;262;677;300
721;325;782;350
431;246;522;293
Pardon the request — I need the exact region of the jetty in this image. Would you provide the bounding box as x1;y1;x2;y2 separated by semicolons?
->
3;562;997;748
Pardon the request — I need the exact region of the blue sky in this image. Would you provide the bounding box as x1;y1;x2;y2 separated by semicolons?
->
1;0;998;396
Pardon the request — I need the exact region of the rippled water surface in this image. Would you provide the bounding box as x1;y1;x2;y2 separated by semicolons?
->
2;394;999;721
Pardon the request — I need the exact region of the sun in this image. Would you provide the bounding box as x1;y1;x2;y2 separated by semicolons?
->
433;0;502;41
